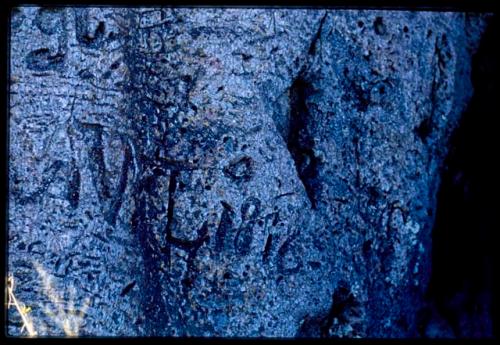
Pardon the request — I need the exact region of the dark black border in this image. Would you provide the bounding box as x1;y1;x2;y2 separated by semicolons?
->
1;1;11;344
2;0;500;12
1;0;498;344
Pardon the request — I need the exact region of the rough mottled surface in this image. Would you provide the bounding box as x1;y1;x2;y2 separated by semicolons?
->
8;7;491;337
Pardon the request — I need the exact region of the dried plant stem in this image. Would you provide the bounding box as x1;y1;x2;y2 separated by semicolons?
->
7;276;37;337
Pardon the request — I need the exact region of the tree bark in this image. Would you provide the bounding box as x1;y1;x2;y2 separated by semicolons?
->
8;7;490;337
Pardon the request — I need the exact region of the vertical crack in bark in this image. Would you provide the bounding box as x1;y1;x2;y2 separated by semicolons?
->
122;10;176;335
415;34;450;143
270;14;328;210
287;76;320;209
308;12;327;56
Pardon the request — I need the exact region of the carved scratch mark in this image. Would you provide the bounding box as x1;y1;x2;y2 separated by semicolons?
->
215;203;235;254
104;142;131;225
161;169;179;271
262;234;273;263
67;159;80;209
87;124;110;202
120;280;136;297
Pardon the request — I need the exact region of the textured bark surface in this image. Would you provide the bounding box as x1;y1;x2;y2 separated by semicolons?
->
8;7;491;337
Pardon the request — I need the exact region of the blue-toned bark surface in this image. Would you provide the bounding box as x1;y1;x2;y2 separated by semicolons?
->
7;7;492;337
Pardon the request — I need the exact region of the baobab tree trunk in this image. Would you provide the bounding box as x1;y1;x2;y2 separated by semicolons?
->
8;6;492;337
